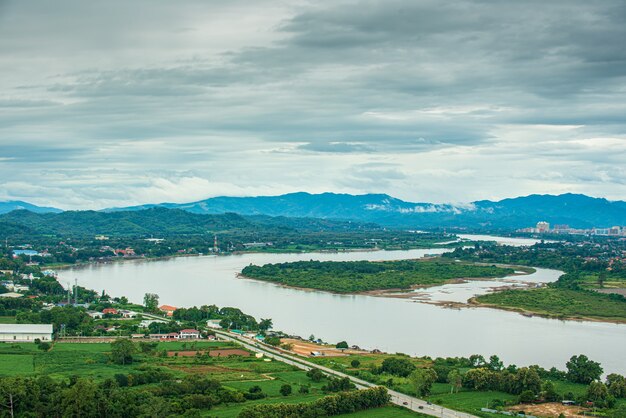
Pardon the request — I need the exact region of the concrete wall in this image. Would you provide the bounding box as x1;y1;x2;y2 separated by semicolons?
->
0;332;52;342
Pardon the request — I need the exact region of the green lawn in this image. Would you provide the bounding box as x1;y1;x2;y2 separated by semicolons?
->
0;316;16;323
0;353;35;375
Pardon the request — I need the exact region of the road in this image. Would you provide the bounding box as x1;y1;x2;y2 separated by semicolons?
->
214;329;478;418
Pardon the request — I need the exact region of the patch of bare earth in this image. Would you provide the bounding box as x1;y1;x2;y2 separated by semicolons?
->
280;338;371;357
595;288;626;296
508;403;589;417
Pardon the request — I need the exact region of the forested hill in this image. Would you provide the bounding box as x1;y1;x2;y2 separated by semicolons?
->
0;208;258;237
109;192;626;229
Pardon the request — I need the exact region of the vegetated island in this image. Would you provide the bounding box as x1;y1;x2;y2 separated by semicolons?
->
446;243;626;323
472;287;626;323
240;259;516;294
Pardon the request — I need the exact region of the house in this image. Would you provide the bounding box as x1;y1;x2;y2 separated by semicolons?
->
159;305;177;317
87;311;103;319
131;334;146;339
206;319;222;329
0;292;23;299
0;324;53;342
179;329;200;339
102;308;118;315
139;319;167;328
118;310;137;318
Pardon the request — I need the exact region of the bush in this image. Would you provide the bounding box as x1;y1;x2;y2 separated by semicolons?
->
350;360;360;368
336;341;348;349
519;390;535;403
381;357;416;377
279;384;292;396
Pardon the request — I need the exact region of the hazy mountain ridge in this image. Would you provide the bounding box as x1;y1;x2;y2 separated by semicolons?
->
0;200;62;214
3;192;626;229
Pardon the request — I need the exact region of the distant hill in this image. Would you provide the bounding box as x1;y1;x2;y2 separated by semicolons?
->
108;192;626;229
0;208;257;237
0;201;61;214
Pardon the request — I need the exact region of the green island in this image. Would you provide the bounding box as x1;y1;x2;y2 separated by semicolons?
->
444;242;626;322
241;259;515;293
473;287;626;322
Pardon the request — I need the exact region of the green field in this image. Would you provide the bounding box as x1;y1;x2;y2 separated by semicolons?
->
0;341;421;417
475;287;626;322
242;259;515;293
0;316;16;324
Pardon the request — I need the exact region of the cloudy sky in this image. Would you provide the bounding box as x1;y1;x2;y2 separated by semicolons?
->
1;0;625;209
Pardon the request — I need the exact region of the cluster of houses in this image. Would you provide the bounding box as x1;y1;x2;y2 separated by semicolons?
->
87;308;139;319
0;279;31;299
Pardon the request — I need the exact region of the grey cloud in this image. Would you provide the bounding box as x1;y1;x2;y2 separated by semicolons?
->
0;0;625;207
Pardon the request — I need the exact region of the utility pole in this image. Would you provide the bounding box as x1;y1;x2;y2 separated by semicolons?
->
67;282;71;305
9;393;13;418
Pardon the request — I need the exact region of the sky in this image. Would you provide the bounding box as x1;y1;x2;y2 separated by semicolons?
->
1;0;625;209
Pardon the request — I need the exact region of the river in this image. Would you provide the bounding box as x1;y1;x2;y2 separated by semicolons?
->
59;235;626;375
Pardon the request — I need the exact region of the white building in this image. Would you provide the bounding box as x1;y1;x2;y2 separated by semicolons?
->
0;324;53;342
179;329;200;339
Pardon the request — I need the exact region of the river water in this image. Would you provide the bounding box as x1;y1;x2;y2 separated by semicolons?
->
59;235;626;375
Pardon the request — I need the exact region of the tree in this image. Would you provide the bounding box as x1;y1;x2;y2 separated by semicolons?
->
381;357;416;377
488;355;504;371
351;359;361;368
598;271;607;288
512;367;542;395
307;368;324;382
447;369;462;394
258;318;273;332
586;381;615;408
469;354;486;367
606;374;626;398
264;336;281;346
409;368;438;397
543;381;560;402
566;355;603;384
279;384;292;396
111;338;136;365
336;341;348;349
143;293;159;311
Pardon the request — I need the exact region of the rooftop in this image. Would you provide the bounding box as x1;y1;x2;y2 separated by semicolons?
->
0;324;53;334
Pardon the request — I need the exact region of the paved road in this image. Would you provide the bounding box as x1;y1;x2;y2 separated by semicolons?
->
214;330;478;418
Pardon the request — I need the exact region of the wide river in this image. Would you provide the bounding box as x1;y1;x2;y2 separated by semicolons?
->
60;235;626;375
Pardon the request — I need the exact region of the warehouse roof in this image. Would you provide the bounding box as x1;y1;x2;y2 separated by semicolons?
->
0;324;53;334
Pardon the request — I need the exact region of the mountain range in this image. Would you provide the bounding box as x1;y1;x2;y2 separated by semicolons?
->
2;193;626;229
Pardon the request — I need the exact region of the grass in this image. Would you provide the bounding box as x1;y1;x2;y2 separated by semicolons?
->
550;379;589;398
475;287;626;322
339;406;428;417
0;316;16;323
0;353;35;374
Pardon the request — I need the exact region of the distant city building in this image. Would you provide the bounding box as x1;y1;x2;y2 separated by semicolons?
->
536;221;550;233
